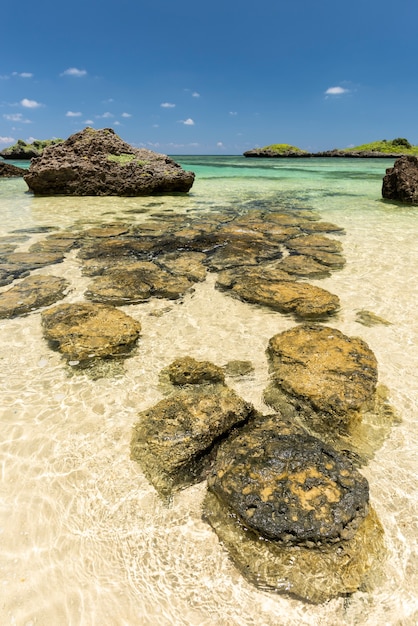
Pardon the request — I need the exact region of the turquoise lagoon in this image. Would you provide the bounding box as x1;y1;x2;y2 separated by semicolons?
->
0;157;417;625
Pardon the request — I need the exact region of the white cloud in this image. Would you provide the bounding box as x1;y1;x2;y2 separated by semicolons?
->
3;113;31;123
161;102;176;108
21;98;42;108
217;142;224;147
84;119;94;125
325;86;350;95
121;112;132;118
66;111;82;117
0;136;15;144
229;111;238;116
12;72;33;78
152;124;159;128
192;92;200;98
61;67;87;77
181;118;195;126
96;112;114;118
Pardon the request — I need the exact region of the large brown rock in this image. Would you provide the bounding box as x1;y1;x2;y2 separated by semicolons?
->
131;380;255;498
41;301;141;363
23;127;195;196
203;415;384;603
382;155;418;204
265;325;378;435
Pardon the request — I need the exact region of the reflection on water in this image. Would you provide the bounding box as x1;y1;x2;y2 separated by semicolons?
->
1;158;418;625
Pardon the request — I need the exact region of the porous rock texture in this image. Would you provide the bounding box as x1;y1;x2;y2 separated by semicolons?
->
23;127;195;196
382;155;418;204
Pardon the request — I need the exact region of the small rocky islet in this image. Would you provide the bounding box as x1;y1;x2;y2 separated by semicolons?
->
0;128;401;603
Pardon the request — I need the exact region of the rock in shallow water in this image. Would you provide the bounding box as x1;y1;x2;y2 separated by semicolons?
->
41;301;141;363
203;416;384;603
23;127;195;196
0;275;69;318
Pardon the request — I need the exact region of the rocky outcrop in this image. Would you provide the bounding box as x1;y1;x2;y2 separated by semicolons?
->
0;161;25;177
23;127;195;196
203;415;384;603
0;275;69;318
0;139;63;160
41;301;141;364
131;362;256;497
382;155;418;204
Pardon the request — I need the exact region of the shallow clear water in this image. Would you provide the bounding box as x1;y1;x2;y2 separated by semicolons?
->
1;157;417;625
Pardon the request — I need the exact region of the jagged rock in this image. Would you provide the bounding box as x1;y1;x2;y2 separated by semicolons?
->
0;275;69;318
216;267;340;319
382;155;418;204
0;161;25;177
23;127;195;196
41;301;141;363
265;325;378;435
131;382;256;497
203;415;384;603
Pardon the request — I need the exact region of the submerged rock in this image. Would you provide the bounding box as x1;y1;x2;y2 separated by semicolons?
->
161;356;225;386
203;416;384;603
23;127;195;196
0;275;69;318
131;379;255;498
265;324;378;438
216;267;340;319
382;155;418;204
41;301;141;363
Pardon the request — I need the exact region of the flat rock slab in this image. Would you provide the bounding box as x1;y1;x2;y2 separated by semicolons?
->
266;324;378;434
41;301;141;362
131;383;255;498
161;356;225;385
0;162;25;177
217;268;340;319
23;127;195;196
0;275;69;318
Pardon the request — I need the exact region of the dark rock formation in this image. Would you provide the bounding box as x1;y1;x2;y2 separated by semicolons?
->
131;377;255;498
243;148;309;158
41;301;141;363
203;414;385;603
23;127;195;196
382;155;418;204
0;275;69;318
0;161;25;177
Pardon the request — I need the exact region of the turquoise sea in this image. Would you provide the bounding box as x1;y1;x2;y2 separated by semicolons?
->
1;157;417;625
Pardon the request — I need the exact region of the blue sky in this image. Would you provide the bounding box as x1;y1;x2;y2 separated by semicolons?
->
1;0;418;155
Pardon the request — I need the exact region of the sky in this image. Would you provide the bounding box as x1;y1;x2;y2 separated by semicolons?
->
1;0;418;155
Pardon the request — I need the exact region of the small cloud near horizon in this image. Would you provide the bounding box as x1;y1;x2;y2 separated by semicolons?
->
192;92;200;98
96;112;114;119
12;72;33;78
61;67;87;77
21;98;42;108
0;136;15;144
84;120;94;125
325;86;350;96
161;102;176;108
121;112;132;118
66;111;82;117
180;118;195;126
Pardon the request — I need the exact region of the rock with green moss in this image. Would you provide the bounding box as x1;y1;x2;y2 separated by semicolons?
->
23;127;195;196
244;143;309;157
0;138;63;160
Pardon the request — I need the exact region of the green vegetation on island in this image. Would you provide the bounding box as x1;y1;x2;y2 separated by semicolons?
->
0;138;63;159
342;138;418;155
257;143;308;155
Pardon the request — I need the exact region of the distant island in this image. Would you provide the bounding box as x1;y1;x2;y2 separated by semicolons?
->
0;138;63;160
243;138;418;158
